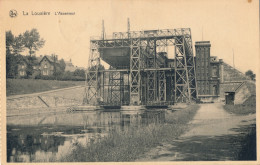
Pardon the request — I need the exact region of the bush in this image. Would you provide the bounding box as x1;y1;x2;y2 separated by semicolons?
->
41;75;56;80
58;71;84;81
33;71;85;81
34;74;41;79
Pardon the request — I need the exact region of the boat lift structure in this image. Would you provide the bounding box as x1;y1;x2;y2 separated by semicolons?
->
83;20;197;107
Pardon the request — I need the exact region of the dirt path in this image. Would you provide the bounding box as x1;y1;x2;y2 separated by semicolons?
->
137;103;256;161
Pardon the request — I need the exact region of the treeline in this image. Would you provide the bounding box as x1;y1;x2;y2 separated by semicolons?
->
6;29;45;78
6;29;86;81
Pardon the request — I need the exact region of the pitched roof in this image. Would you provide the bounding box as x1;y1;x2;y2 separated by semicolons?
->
16;55;29;65
39;55;60;64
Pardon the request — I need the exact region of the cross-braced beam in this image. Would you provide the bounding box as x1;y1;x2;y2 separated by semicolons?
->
130;38;141;105
108;71;123;105
158;70;166;101
174;29;197;103
83;41;101;105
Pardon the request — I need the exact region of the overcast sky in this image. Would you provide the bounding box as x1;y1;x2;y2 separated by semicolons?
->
1;0;259;73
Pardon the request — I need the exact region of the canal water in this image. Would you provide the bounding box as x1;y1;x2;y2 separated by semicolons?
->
7;109;167;162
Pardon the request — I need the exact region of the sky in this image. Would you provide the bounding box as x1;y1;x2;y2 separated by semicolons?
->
1;0;259;73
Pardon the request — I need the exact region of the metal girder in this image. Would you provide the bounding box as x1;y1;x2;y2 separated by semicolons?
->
129;38;141;105
170;71;175;103
158;71;166;101
94;29;191;49
174;29;197;103
108;71;123;105
97;39;131;48
111;28;189;41
145;39;158;104
146;39;157;68
147;71;156;102
83;41;101;105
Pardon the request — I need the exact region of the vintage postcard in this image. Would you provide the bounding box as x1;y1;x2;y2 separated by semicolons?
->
0;0;259;164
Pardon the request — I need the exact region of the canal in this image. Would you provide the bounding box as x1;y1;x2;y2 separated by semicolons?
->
7;109;167;162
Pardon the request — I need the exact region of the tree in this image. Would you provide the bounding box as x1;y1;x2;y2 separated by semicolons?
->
73;69;85;78
6;54;18;78
51;58;67;80
6;31;25;55
23;29;45;78
6;31;14;55
25;55;37;78
12;34;25;55
6;29;45;78
59;59;66;73
245;70;256;81
23;29;45;56
6;31;21;78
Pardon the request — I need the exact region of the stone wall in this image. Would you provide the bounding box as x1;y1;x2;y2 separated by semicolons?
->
7;96;47;110
219;82;243;99
234;83;251;105
220;62;249;83
218;61;255;105
7;86;85;111
219;81;256;105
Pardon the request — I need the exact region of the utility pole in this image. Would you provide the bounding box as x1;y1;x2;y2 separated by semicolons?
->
102;20;105;40
127;18;130;38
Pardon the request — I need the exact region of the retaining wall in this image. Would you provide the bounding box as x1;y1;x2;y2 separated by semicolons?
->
7;86;85;111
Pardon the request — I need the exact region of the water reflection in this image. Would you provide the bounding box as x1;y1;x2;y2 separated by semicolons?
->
7;109;166;162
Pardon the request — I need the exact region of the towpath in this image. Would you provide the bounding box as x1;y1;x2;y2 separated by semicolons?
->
137;103;256;161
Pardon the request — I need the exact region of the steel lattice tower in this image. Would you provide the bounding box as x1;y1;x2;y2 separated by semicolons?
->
174;29;197;102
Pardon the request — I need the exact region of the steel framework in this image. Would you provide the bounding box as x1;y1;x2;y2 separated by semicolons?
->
84;28;197;106
108;71;124;105
83;41;101;105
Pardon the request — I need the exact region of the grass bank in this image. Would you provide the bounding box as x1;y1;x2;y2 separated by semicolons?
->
223;95;256;115
238;124;256;160
58;104;200;162
6;79;85;96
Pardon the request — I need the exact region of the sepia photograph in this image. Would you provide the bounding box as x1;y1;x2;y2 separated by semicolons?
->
0;0;259;164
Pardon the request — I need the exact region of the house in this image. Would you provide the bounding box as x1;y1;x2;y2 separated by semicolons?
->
39;55;60;76
15;54;80;78
31;56;42;78
17;56;28;77
17;55;43;78
65;59;76;72
65;59;85;72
